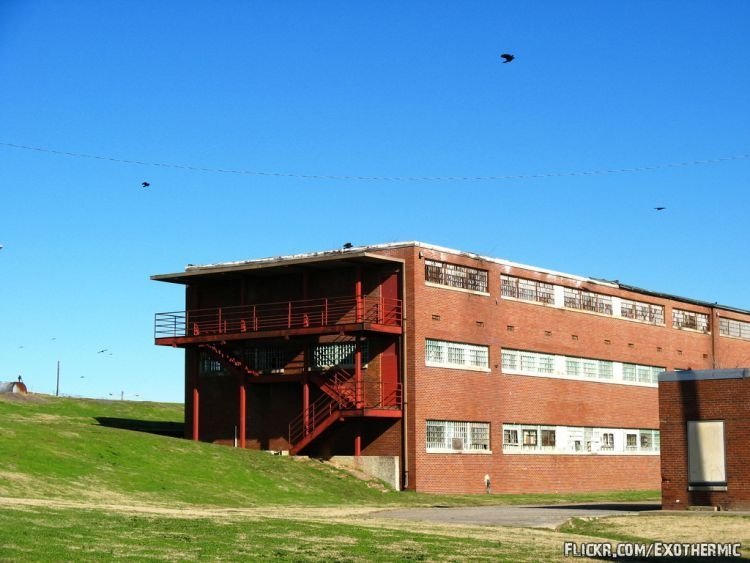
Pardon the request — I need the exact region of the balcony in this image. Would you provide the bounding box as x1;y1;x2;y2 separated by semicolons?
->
155;295;402;346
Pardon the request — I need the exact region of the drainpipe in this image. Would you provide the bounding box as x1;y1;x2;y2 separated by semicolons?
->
711;306;718;369
400;262;409;490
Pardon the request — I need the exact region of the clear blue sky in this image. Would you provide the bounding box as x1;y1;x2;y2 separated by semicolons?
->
1;1;748;403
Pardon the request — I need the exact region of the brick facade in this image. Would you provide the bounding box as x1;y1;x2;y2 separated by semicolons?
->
659;370;750;510
155;241;750;495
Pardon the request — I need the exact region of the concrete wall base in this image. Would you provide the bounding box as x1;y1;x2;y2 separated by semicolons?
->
328;456;400;490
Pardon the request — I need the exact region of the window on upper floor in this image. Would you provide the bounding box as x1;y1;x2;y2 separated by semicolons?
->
563;288;613;315
500;275;554;304
672;308;710;332
424;259;488;293
620;299;665;325
719;317;750;340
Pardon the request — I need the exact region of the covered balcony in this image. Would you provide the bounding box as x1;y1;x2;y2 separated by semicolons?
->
155;294;402;346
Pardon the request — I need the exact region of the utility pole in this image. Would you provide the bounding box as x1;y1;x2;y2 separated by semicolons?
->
55;360;60;397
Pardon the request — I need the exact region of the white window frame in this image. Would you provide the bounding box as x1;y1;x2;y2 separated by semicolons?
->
502;424;660;455
426;420;491;453
426;339;490;372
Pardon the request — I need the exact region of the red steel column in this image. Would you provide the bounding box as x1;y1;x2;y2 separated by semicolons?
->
303;375;310;432
355;266;363;323
192;385;199;441
239;377;247;448
354;432;362;457
355;336;363;408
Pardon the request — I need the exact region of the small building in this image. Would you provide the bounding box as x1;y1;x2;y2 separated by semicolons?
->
659;368;750;510
0;381;28;394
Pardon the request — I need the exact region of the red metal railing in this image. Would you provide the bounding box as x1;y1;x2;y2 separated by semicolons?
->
288;380;402;448
154;295;402;339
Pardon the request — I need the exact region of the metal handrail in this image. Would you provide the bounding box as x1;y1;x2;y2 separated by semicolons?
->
155;295;402;339
288;380;402;448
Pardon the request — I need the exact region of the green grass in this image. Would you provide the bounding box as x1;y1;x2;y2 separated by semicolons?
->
0;505;536;562
0;394;658;508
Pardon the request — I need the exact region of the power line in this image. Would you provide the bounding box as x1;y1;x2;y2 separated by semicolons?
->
1;140;748;182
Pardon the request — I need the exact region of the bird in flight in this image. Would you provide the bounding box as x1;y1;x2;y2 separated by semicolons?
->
654;207;666;211
141;181;150;188
500;54;515;63
97;349;109;354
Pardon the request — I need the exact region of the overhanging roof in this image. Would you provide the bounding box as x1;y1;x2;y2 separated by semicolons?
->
151;250;404;285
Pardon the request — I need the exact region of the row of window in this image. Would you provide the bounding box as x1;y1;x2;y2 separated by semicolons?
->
502;424;660;454
425;259;489;293
425;420;660;455
501;274;711;331
501;348;664;386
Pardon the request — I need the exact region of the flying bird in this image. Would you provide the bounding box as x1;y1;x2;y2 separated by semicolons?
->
97;349;109;354
141;181;150;188
500;53;515;63
654;207;666;211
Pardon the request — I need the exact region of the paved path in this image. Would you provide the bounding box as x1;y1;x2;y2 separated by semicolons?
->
373;502;661;529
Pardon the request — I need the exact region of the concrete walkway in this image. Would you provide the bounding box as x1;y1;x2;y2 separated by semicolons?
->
373;502;661;529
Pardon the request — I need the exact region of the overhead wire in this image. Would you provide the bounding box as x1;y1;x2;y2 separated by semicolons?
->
0;141;748;182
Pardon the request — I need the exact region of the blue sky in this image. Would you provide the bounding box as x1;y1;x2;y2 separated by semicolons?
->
1;1;748;403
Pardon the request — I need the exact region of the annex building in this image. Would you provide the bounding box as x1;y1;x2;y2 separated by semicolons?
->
152;242;750;494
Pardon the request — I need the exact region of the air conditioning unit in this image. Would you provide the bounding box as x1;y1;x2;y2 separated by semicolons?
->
451;438;464;450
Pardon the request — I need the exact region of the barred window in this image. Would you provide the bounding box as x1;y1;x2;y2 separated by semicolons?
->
199;354;229;377
719;317;750;340
501;275;554;304
425;259;488;293
563;288;613;315
426;420;490;452
425;339;489;370
620;299;665;325
672;309;710;332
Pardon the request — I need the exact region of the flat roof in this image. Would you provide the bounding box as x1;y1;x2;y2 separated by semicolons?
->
151;241;750;315
659;368;750;382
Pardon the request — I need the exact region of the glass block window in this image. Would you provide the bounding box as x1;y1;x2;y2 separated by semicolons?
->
501;349;518;371
620;299;665;325
310;341;369;369
425;259;489;293
425;339;490;370
672;308;710;332
719;317;750;340
563;288;613;315
426;420;490;452
501;275;554;304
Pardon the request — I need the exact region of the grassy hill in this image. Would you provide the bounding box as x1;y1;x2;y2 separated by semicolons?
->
0;393;411;507
0;393;657;508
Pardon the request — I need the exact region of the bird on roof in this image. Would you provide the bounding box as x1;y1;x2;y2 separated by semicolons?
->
141;181;150;188
654;207;666;211
500;53;515;63
343;242;353;249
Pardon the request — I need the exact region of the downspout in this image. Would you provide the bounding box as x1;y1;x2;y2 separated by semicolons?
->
400;262;409;490
711;306;718;369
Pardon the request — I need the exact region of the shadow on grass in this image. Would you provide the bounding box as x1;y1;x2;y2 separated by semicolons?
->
95;417;184;438
537;502;662;511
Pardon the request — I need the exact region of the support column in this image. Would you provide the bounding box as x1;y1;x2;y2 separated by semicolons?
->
355;266;363;323
238;377;247;448
303;375;310;433
354;431;362;457
355;336;363;408
192;385;200;441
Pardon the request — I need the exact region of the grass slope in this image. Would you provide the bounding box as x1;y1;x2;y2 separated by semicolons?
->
0;394;657;508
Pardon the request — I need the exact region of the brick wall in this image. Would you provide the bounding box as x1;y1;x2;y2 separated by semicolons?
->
660;376;750;510
373;244;750;494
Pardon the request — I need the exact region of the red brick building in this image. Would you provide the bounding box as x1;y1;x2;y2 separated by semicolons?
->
659;369;750;510
152;242;750;494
